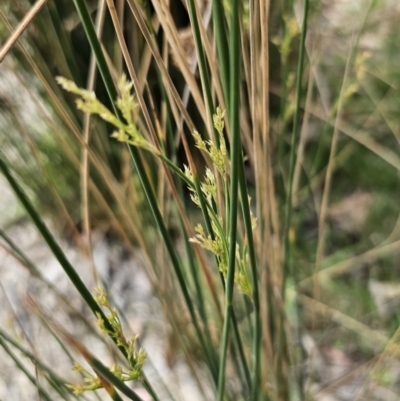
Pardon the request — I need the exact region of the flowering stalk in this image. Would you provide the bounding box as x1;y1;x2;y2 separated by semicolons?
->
67;287;147;396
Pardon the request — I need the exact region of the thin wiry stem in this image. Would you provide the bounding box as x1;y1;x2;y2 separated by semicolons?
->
0;157;134;364
81;0;106;285
73;0;216;389
283;0;309;289
313;44;353;313
238;160;261;399
0;337;54;401
186;0;219;145
217;0;242;399
212;0;230;100
0;0;49;62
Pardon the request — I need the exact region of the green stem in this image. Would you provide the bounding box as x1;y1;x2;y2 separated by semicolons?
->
194;173;251;391
238;159;261;400
0;336;54;401
127;147;217;383
72;0;214;388
212;0;230;100
86;355;144;401
186;0;219;146
0;157;117;348
283;0;309;290
0;330;71;401
217;0;241;399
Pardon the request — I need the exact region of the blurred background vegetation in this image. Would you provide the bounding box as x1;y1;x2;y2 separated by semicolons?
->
1;0;400;400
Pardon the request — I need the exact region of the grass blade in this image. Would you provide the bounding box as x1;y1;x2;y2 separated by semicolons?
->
0;156;128;358
217;0;242;398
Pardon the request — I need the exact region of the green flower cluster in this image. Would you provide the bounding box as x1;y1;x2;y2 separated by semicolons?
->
94;287;147;371
66;362;102;395
185;108;255;296
193;106;227;175
57;75;157;153
66;287;146;395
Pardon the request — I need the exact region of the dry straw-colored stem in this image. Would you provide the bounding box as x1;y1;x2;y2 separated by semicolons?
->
313;41;353;314
81;0;107;285
0;0;48;62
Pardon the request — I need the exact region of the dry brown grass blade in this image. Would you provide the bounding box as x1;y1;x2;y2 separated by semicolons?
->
80;0;107;285
249;0;275;368
316;356;378;398
126;0;197;133
1;13;162;278
137;17;160;91
0;0;48;62
7;64;150;267
353;325;400;401
259;0;271;234
293;82;400;209
292;64;315;206
2;51;157;284
299;238;400;287
249;0;263;239
297;294;389;348
105;0;159;149
182;0;226;132
313;41;354;323
0;88;86;253
105;0;221;312
150;0;207;122
256;0;282;303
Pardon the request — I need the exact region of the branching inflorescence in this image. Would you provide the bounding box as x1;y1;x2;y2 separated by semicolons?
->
57;77;256;299
66;287;146;395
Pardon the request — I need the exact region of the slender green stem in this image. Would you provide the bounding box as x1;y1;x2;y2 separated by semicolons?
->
238;159;261;400
0;156;144;401
180;182;215;349
72;0;118;115
194;172;251;391
0;227;41;276
72;0;215;387
158;154;193;185
230;310;252;390
0;328;71;400
128;148;218;384
186;0;219;146
0;336;54;401
217;0;241;399
0;334;72;401
283;0;309;290
277;4;309;392
84;355;144;401
0;157;116;347
107;388;125;401
164;125;214;367
212;0;230;100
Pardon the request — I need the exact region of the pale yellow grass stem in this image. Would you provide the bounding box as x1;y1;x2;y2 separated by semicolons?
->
0;0;48;62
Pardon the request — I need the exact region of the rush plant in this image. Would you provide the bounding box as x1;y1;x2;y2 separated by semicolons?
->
2;0;399;401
